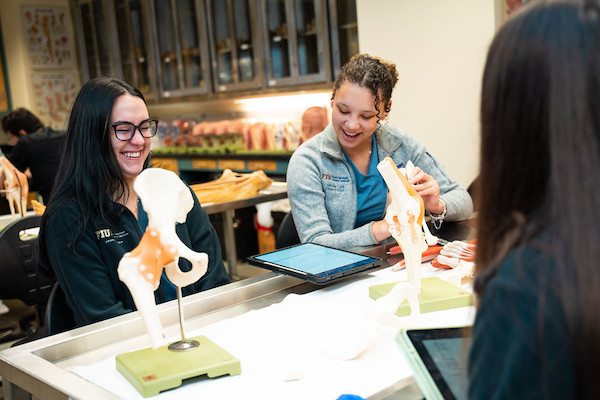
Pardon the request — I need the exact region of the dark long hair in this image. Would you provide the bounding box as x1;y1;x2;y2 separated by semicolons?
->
475;0;600;395
331;53;399;122
40;77;148;248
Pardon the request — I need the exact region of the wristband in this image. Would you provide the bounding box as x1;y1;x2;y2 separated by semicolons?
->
429;199;447;229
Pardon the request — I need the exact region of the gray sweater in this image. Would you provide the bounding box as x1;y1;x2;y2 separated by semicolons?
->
287;123;473;249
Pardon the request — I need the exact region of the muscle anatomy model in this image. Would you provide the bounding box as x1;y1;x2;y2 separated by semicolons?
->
0;156;29;218
118;168;208;349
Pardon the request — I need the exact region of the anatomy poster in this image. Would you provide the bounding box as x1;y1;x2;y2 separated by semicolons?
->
22;6;73;68
31;73;78;129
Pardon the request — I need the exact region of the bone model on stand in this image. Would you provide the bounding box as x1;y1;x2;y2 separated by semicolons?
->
325;158;430;361
377;157;435;294
117;168;209;349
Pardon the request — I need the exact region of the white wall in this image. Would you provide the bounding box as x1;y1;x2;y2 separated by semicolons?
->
356;0;496;188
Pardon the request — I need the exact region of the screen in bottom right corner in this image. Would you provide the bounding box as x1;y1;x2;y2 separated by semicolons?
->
421;336;472;400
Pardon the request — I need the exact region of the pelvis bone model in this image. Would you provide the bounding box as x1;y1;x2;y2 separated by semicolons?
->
0;156;29;218
118;168;208;349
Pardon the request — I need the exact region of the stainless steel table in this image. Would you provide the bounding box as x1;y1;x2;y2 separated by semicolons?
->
201;182;287;280
0;221;473;400
0;273;311;400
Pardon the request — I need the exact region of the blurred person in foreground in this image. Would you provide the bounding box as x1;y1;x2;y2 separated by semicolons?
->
469;0;600;398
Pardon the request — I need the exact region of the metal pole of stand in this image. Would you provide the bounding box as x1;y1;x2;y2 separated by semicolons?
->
168;286;199;352
177;286;186;341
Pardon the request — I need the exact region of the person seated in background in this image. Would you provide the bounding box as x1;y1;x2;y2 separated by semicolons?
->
469;1;600;398
1;108;66;204
39;77;230;327
287;53;472;250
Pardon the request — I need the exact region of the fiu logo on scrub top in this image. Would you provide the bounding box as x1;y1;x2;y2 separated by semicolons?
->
322;173;332;180
95;228;112;240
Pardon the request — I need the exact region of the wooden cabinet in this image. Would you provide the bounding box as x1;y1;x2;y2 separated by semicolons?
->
71;0;357;99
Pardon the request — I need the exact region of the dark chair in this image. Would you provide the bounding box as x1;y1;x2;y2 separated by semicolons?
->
276;211;300;249
0;215;55;340
44;282;76;336
467;176;479;212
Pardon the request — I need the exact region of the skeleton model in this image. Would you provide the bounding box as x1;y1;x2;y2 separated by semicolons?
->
327;159;473;360
117;168;208;349
377;157;430;294
326;158;431;360
0;156;29;218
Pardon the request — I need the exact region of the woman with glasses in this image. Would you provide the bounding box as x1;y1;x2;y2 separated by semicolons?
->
39;77;229;327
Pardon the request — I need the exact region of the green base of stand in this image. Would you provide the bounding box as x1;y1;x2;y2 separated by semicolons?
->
116;335;241;398
369;276;473;317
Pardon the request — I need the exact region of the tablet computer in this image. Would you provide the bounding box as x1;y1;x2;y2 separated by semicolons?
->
247;242;382;285
396;327;472;400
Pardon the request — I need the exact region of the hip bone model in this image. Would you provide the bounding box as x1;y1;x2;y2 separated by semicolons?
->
118;168;208;349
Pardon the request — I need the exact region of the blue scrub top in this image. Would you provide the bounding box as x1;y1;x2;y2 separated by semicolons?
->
343;138;388;228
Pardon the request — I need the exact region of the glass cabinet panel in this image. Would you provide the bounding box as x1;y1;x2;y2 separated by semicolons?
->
113;0;155;98
206;0;263;92
154;1;179;92
233;0;260;84
178;0;203;88
262;0;329;87
294;0;319;75
265;0;291;81
328;0;358;78
74;0;117;80
150;0;211;97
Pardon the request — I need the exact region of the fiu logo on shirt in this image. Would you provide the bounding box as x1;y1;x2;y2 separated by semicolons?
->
321;173;350;193
95;228;112;240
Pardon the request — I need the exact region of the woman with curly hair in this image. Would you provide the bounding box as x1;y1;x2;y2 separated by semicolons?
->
287;54;472;249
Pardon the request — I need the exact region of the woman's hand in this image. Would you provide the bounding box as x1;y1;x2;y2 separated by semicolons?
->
372;219;391;242
408;166;444;214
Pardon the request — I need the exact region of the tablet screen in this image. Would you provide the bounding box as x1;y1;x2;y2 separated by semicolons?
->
247;243;381;283
406;328;472;400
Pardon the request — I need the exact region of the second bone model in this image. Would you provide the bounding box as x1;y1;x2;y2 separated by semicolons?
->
377;157;428;294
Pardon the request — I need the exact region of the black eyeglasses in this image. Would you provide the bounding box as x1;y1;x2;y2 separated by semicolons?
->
111;119;159;141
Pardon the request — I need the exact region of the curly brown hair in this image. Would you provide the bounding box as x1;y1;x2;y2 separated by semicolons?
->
331;54;399;122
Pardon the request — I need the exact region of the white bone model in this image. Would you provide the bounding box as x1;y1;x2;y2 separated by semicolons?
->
378;157;430;294
0;156;29;218
117;168;208;349
326;158;431;360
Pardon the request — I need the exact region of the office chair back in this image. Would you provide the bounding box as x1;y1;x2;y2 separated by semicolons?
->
44;282;76;335
276;211;300;249
0;215;55;307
